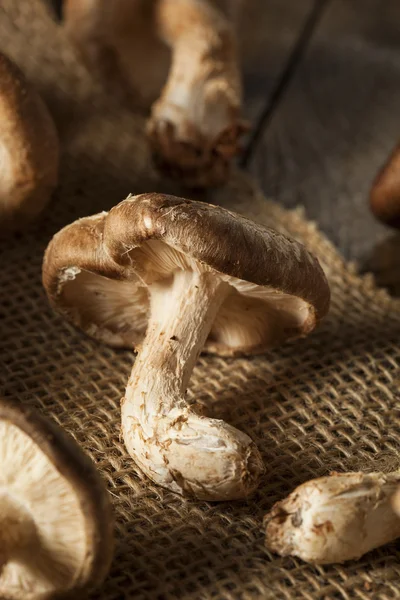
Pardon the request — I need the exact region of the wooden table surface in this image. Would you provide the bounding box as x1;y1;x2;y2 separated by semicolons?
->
240;0;400;282
51;0;400;285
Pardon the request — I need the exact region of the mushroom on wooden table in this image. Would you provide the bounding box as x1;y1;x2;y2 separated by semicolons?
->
0;52;59;232
0;397;113;599
42;193;330;501
264;471;400;565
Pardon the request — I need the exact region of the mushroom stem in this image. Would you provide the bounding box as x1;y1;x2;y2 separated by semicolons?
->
148;0;243;186
0;493;36;570
264;471;400;564
127;270;229;408
122;269;264;500
154;0;241;137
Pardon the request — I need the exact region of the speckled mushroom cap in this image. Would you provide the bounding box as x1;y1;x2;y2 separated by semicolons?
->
0;397;113;599
43;193;330;356
0;51;59;231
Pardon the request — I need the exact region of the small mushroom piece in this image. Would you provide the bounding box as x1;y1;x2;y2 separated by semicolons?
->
370;143;400;228
0;52;59;232
147;0;246;187
42;193;330;501
0;397;113;598
264;471;400;565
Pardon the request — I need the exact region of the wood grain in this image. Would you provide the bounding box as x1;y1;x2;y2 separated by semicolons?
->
247;0;400;266
239;0;316;124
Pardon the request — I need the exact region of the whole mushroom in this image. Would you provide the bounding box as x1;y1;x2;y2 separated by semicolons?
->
264;471;400;565
0;52;59;231
147;0;246;187
43;193;330;501
0;397;113;599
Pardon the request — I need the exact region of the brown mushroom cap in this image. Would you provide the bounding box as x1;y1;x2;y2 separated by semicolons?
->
0;52;59;231
0;397;113;599
43;193;330;356
370;143;400;228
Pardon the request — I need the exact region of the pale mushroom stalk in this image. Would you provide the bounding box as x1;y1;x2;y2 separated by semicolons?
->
125;270;229;411
264;471;400;565
123;270;260;499
153;0;240;138
149;0;244;186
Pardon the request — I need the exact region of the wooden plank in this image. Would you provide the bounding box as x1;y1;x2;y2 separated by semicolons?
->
247;0;400;266
239;0;316;125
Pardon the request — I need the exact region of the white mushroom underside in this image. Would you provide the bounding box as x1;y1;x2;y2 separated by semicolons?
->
0;421;88;598
60;239;312;350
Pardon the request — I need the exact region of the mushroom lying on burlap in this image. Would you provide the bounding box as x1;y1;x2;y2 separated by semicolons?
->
42;193;330;501
63;0;244;187
264;471;400;565
0;397;113;599
370;143;400;228
0;52;59;231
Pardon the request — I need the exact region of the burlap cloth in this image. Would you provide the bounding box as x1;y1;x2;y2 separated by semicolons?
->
1;2;400;599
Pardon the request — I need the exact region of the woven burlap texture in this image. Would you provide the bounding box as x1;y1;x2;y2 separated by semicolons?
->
1;2;400;599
